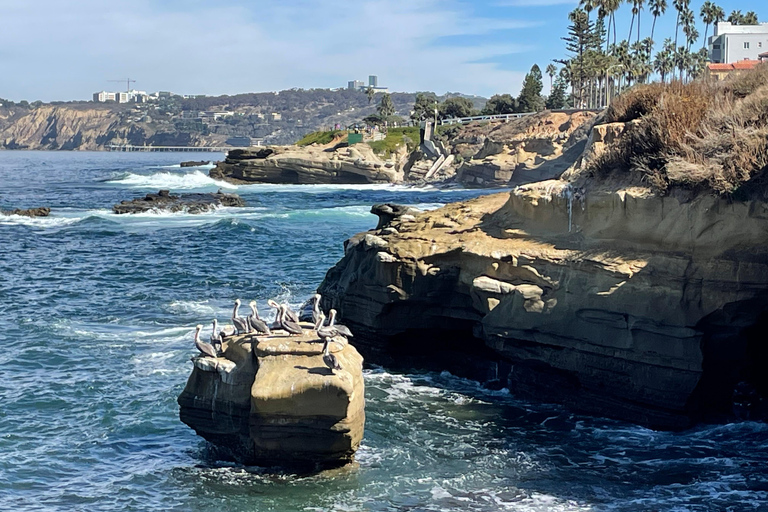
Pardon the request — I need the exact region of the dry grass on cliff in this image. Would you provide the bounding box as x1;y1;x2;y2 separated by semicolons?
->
588;64;768;197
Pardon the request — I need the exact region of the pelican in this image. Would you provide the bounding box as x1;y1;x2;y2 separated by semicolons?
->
322;338;342;374
210;319;223;353
315;311;339;341
232;298;250;335
268;299;282;329
279;304;303;336
311;294;322;325
283;303;300;324
327;309;353;338
194;324;218;358
248;301;271;336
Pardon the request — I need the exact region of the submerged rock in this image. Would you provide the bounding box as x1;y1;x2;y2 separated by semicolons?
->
177;329;364;467
0;207;51;217
112;189;244;214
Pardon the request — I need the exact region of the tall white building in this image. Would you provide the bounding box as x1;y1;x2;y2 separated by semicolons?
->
709;22;768;63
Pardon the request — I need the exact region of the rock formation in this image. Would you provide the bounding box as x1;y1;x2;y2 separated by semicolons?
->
112;190;244;214
178;329;364;466
210;143;402;184
452;111;597;188
0;207;51;217
318;118;768;428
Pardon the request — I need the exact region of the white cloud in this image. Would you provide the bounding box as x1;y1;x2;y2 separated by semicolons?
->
0;0;537;100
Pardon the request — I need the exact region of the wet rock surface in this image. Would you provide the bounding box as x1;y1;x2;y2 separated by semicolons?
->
0;207;51;217
112;189;244;214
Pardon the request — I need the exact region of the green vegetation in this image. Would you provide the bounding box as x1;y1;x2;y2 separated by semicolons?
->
517;65;545;112
296;130;344;146
368;127;420;157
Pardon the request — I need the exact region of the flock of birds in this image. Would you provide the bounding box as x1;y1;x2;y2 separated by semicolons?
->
192;294;352;374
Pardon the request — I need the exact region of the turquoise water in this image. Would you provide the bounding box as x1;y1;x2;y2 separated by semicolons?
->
1;151;766;511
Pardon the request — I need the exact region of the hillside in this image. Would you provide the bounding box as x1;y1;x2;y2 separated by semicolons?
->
0;90;485;150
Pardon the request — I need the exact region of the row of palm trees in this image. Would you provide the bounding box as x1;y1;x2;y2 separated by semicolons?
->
552;0;760;108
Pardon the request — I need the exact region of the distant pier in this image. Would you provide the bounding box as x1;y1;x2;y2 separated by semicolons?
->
106;144;246;153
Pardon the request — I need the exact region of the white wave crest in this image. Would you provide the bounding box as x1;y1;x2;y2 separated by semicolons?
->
0;213;86;229
107;170;236;190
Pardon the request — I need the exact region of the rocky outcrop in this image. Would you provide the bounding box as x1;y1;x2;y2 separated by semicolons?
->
210;143;402;184
1;207;51;217
180;160;211;167
112;190;244;214
451;111;597;188
318;180;768;429
178;330;365;466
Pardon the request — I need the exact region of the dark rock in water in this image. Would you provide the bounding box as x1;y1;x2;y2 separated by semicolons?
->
370;203;421;230
112;190;244;214
1;207;51;217
180;160;211;167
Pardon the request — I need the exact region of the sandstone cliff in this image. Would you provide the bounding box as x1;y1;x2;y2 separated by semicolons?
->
178;330;364;466
0;105;226;150
210;144;402;184
318;105;768;428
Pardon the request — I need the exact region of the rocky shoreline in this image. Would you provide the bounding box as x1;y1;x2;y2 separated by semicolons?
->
316;117;768;429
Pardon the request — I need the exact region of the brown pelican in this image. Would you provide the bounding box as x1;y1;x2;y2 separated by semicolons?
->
279;304;303;336
315;311;340;341
311;294;322;325
210;319;223;353
327;309;353;338
248;301;271;336
267;299;282;329
232;298;250;335
194;324;218;358
283;303;300;324
322;338;342;374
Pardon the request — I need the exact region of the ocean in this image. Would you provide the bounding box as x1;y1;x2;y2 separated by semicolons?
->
0;151;766;511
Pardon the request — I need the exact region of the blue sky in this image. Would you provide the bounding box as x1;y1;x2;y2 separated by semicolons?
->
0;0;765;101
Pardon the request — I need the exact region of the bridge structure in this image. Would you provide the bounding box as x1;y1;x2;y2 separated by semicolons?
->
105;144;248;152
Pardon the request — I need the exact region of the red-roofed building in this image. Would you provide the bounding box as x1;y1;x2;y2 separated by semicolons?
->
707;59;761;81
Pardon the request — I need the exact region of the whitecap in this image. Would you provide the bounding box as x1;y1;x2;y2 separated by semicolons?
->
106;170;236;190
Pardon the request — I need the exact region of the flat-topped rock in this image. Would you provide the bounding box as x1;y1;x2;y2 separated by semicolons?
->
112;189;244;214
178;328;364;467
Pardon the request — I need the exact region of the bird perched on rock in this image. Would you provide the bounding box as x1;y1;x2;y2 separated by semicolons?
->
268;299;303;336
248;301;271;336
194;324;218;358
210;319;223;354
315;311;350;344
232;298;250;334
322;338;342;374
327;309;353;338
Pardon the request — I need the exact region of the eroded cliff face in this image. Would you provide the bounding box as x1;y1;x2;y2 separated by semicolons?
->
318;181;768;429
210;144;402;184
0;105;219;150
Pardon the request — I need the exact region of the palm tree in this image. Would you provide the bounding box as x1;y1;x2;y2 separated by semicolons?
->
727;10;743;25
601;0;622;47
635;0;645;43
653;39;675;82
628;0;638;41
546;63;558;90
743;11;758;25
648;0;667;41
580;0;597;20
700;1;715;49
681;8;697;51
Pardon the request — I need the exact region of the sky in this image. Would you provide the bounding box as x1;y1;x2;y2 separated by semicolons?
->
0;0;765;102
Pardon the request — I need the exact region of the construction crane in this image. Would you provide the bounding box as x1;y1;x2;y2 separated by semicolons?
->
108;78;136;92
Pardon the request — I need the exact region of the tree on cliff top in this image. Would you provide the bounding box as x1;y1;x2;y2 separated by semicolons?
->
377;93;395;118
438;97;475;120
481;94;516;115
545;76;569;109
517;64;545;112
410;92;438;122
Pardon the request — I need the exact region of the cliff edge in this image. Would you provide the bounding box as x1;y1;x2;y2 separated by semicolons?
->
318;68;768;429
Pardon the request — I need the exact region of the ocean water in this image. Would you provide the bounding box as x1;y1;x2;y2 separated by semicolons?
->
0;151;766;512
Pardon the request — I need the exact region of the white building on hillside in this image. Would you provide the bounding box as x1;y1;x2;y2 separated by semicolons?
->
709;22;768;63
93;91;117;102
